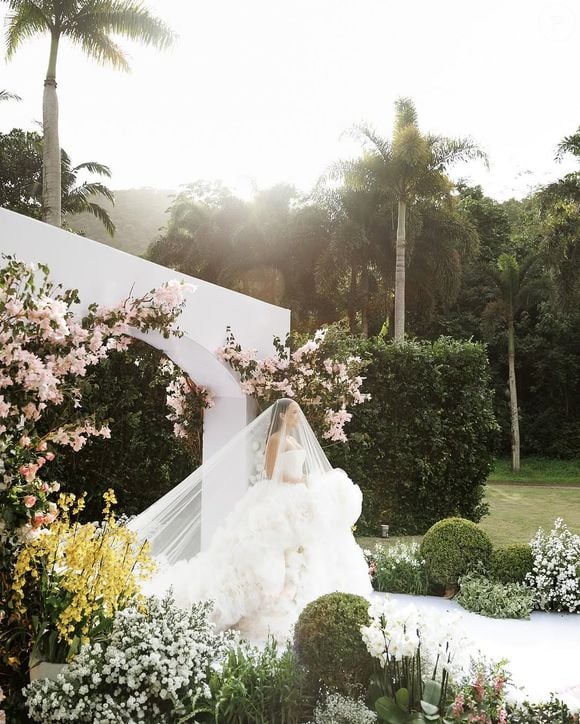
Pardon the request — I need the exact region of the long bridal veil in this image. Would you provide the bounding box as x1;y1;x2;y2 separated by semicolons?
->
128;398;332;567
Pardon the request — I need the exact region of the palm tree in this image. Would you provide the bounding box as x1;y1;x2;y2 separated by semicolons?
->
318;158;389;336
352;97;487;340
3;0;174;228
61;153;116;236
482;253;541;472
0;89;22;102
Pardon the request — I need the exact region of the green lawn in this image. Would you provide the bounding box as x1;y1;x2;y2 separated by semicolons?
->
357;483;580;549
489;457;580;484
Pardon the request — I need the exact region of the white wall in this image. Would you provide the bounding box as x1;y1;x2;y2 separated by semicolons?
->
0;208;290;549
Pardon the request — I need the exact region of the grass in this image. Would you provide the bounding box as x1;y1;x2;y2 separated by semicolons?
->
489;457;580;484
480;484;580;545
357;483;580;549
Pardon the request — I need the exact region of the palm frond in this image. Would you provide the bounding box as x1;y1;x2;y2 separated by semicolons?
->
555;126;580;162
394;97;418;132
65;181;115;208
0;89;22;102
430;136;489;170
4;2;52;59
69;0;175;51
72;161;112;177
84;201;116;236
67;27;130;69
349;123;392;164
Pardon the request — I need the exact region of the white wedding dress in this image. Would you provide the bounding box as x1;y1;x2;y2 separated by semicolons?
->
146;447;372;642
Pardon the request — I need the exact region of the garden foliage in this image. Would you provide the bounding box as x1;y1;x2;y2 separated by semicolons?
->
420;518;493;586
490;544;533;584
25;594;234;722
48;342;199;521
293;592;373;696
456;572;535;620
367;542;429;595
210;639;312;723
327;337;498;535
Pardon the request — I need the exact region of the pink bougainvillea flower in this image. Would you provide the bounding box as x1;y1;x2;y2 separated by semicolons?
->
23;495;37;508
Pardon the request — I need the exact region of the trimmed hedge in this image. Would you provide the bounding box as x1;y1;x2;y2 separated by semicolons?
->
328;337;498;535
491;544;533;584
420;517;493;586
293;592;373;696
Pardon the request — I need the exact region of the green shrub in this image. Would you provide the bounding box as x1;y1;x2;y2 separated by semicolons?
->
47;340;197;521
210;639;312;723
327;337;498;535
507;695;579;723
456;572;535;619
491;544;533;584
372;542;429;595
420;517;493;585
293;592;373;696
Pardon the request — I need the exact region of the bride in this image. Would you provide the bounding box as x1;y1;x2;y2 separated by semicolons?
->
130;398;371;642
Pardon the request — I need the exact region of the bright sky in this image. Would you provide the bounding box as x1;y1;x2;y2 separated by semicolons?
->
1;0;578;200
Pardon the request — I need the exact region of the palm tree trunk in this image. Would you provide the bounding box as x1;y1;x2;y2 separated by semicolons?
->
361;242;369;338
507;317;520;472
394;198;407;341
43;34;61;227
348;263;357;333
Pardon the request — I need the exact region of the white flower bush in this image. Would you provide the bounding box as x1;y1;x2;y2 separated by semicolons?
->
24;594;235;722
362;595;472;688
526;517;580;612
370;541;429;595
310;691;377;723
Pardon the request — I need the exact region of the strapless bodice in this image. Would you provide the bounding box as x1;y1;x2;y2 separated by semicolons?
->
280;449;306;479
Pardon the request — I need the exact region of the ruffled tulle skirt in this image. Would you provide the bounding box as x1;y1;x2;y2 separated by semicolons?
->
145;468;372;642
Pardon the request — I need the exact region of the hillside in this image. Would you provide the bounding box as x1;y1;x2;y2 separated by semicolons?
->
71;188;177;256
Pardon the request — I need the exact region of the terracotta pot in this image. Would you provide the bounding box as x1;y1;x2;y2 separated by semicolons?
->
29;659;65;682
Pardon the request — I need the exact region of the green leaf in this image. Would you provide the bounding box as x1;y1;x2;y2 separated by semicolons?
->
375;696;410;724
422;679;442;705
395;687;410;711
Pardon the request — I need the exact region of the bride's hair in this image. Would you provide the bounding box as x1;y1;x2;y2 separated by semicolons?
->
268;398;294;434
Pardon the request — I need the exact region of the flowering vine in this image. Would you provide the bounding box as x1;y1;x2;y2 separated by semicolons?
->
0;255;193;544
217;326;370;442
163;359;214;460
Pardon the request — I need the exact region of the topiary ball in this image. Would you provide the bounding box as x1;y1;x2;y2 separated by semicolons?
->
293;592;373;695
491;544;533;584
420;517;493;586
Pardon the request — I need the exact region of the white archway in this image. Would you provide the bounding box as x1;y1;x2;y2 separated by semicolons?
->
0;208;290;547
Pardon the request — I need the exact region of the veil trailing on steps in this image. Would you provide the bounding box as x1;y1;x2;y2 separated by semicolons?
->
128;399;332;567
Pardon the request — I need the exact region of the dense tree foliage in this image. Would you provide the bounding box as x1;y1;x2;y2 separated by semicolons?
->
0;128;115;233
2;109;578;461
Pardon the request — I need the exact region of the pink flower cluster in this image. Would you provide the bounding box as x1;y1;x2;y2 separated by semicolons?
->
0;256;192;541
450;659;510;724
165;366;214;440
217;326;370;442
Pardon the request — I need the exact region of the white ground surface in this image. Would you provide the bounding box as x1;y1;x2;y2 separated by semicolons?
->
373;592;580;711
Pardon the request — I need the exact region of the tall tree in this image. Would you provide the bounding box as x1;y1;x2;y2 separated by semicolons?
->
352;97;487;340
482;253;542;471
537;125;580;307
3;0;174;228
317;158;390;336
